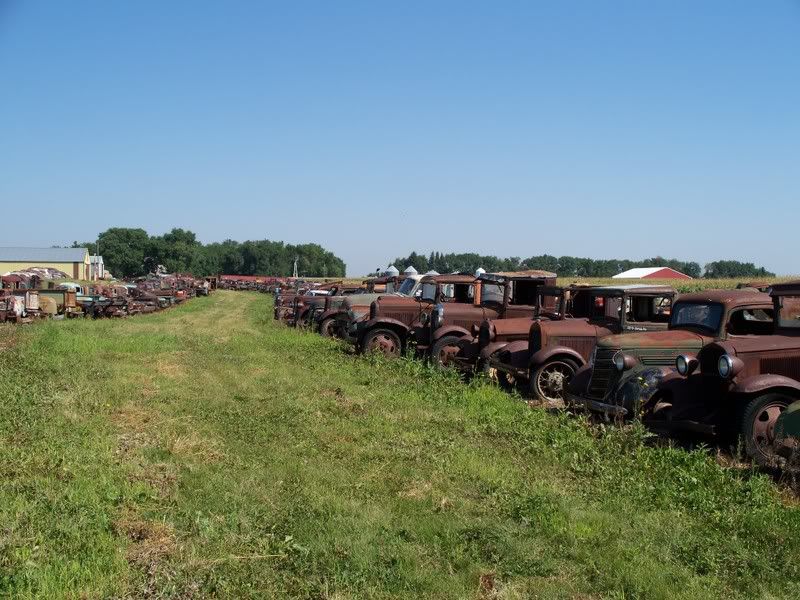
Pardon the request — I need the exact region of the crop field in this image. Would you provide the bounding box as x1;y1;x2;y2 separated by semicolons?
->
2;290;800;599
327;276;795;293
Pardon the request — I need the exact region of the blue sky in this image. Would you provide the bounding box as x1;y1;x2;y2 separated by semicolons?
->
1;1;798;276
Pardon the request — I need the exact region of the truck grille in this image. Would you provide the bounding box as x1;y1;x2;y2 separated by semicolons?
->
588;348;619;399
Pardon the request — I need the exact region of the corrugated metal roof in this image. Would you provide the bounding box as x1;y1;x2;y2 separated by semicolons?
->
0;247;88;262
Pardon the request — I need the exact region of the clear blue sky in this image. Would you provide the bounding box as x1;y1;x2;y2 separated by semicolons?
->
1;1;798;276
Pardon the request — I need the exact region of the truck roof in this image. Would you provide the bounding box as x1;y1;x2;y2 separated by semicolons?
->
770;281;800;296
420;273;477;284
675;288;772;306
479;269;557;282
587;284;675;295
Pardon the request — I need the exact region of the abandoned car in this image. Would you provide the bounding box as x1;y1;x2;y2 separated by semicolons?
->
486;285;675;401
357;273;481;357
568;288;775;423
424;270;558;370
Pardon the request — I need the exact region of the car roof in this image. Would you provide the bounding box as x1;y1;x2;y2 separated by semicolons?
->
676;288;772;306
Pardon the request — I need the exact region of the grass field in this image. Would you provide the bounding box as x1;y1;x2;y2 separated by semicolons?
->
2;291;800;599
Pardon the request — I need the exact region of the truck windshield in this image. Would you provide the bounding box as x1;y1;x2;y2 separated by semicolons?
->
670;302;723;333
397;278;417;295
481;283;504;305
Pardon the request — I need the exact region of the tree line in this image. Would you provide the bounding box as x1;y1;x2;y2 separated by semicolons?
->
71;228;346;279
388;252;774;279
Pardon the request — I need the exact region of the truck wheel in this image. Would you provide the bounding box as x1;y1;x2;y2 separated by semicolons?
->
530;358;578;405
362;328;402;358
319;317;338;338
497;371;517;392
431;335;463;369
741;393;791;468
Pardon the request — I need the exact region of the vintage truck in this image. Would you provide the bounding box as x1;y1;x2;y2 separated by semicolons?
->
334;274;425;342
291;283;365;329
608;280;799;468
485;285;675;400
312;277;389;337
425;270;557;371
274;281;341;323
568;288;774;422
356;273;481;356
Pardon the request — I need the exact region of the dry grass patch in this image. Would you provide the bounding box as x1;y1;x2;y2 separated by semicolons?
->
114;510;177;567
167;430;225;464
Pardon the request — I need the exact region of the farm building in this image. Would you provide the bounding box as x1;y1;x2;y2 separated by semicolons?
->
613;267;692;280
0;247;90;279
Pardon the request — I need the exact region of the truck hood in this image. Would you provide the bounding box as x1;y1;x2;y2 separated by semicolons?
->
597;329;709;351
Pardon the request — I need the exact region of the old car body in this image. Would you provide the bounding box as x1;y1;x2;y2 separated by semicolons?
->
357;274;481;356
568;288;774;422
627;281;800;468
487;285;675;401
334;275;423;342
292;284;364;328
313;277;388;337
426;270;557;370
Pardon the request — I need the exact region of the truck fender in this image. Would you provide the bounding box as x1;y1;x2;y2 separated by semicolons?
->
479;341;511;362
613;366;682;414
567;364;593;396
732;374;800;398
431;325;471;344
360;318;411;343
317;309;340;323
528;346;585;371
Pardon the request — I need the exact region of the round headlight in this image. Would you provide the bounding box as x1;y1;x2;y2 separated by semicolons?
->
613;352;625;372
676;354;688;376
718;355;733;378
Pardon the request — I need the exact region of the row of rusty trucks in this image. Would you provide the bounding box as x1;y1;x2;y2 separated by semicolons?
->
0;275;210;323
274;271;800;470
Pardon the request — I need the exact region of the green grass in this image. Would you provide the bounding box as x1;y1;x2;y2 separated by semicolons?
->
1;291;799;598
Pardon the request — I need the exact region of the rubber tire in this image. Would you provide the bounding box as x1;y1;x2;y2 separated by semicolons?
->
361;328;403;358
319;317;338;338
740;393;791;468
530;358;579;404
431;335;463;369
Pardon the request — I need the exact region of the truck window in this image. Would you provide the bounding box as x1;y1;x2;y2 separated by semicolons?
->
481;283;504;305
510;281;540;306
778;296;800;328
727;308;774;336
626;295;672;323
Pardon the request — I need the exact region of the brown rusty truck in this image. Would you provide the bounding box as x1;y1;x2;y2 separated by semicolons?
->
568;288;775;423
609;282;798;468
357;273;481;357
487;285;676;400
424;270;557;370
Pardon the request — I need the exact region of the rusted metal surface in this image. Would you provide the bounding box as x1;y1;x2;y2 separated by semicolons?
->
569;288;775;425
355;274;482;357
483;285;676;402
605;280;800;469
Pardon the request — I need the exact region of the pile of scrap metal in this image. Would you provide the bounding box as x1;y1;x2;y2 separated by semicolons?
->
0;273;210;323
218;275;284;292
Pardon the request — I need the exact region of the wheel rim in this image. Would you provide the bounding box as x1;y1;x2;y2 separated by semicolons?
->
322;320;335;336
751;401;787;454
437;344;460;367
368;333;399;356
535;362;574;403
